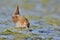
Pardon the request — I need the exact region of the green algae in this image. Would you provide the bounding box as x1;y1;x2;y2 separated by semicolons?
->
0;29;12;35
2;20;9;25
22;3;34;10
25;15;42;20
30;25;43;29
45;17;60;29
37;25;43;29
42;0;49;3
29;32;40;38
0;38;5;40
54;27;59;31
43;38;46;40
13;33;29;40
48;36;52;40
14;33;29;38
31;25;37;29
25;15;32;20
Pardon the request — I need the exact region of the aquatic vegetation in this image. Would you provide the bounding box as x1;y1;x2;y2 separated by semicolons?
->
46;10;50;14
32;37;42;40
22;3;34;10
25;15;40;20
37;25;43;29
5;29;12;33
25;15;43;20
48;36;52;40
45;17;60;27
54;27;58;31
42;0;49;3
0;29;12;35
0;38;5;40
54;18;60;26
30;25;43;29
30;25;37;29
13;33;29;40
1;15;6;18
43;38;46;40
2;20;9;25
25;15;32;20
45;17;53;25
0;32;11;35
21;0;29;2
39;16;43;19
29;32;40;38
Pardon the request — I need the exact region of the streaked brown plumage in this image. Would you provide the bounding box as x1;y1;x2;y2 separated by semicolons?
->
12;4;30;30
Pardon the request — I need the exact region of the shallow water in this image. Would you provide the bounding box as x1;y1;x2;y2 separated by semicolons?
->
0;0;60;40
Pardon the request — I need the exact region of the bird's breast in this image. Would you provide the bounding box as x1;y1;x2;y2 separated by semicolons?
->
15;21;26;28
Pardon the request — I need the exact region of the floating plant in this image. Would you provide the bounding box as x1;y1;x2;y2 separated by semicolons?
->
0;29;12;35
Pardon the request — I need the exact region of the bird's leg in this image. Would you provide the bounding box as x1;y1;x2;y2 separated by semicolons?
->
20;27;22;32
26;27;29;32
14;24;17;29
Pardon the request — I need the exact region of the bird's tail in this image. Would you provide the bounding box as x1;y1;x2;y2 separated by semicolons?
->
13;4;20;15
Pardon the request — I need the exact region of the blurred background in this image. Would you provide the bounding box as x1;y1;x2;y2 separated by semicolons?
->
0;0;60;40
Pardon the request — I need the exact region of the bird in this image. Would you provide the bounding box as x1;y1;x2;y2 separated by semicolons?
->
12;4;30;30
